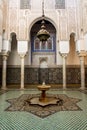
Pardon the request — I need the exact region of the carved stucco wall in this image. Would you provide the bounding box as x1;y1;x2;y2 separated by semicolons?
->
83;0;87;34
67;35;80;65
2;0;8;39
3;0;85;41
0;0;3;53
1;0;87;66
0;0;87;86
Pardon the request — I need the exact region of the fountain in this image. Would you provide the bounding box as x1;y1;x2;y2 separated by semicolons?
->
25;0;63;107
26;82;63;107
37;81;51;102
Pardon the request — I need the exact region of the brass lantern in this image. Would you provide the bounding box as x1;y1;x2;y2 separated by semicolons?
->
36;0;50;41
37;20;50;41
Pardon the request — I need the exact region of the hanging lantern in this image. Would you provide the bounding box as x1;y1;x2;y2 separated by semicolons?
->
36;0;50;41
37;20;50;41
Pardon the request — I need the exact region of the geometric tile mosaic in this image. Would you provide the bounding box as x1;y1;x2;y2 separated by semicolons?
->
2;67;82;84
0;89;87;130
5;93;82;118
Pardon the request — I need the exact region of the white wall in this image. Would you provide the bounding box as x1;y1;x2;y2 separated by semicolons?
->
0;35;2;52
8;41;20;65
4;0;85;66
0;55;2;65
8;50;21;66
0;8;2;52
32;52;55;67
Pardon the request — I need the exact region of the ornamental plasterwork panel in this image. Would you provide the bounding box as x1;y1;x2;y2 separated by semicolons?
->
68;8;77;34
20;0;31;9
83;4;87;33
0;10;2;34
60;16;68;40
66;0;76;8
2;1;8;31
5;0;82;41
8;9;18;34
45;0;55;9
0;27;2;35
9;0;19;8
55;0;65;9
59;9;67;17
18;10;28;40
19;10;27;18
18;18;26;40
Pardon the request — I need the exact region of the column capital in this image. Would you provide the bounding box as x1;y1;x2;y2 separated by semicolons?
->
78;50;86;57
19;53;26;58
61;53;68;58
1;50;9;56
1;51;9;61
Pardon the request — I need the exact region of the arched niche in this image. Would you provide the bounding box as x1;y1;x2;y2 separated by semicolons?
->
30;19;56;66
84;33;87;65
10;32;17;50
39;57;48;68
8;32;20;65
67;32;79;65
28;16;58;39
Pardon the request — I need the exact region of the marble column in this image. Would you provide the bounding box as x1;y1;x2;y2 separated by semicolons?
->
20;54;26;89
79;51;86;90
62;54;67;89
1;52;9;89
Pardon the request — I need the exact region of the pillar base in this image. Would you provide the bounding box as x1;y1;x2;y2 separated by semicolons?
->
1;86;7;90
63;87;67;90
20;87;25;90
80;87;86;90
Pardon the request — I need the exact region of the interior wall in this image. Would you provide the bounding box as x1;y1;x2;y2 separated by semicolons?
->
32;52;55;67
67;34;80;65
85;57;87;65
30;20;56;66
0;56;2;65
7;34;20;66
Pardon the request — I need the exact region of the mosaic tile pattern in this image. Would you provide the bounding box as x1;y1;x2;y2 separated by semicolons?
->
5;93;82;118
0;67;82;85
0;89;87;130
80;89;87;95
0;90;8;95
7;68;21;84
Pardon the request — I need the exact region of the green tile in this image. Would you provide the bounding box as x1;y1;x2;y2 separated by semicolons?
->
0;89;87;130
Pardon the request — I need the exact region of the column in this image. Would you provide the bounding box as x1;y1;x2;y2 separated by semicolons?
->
62;54;67;89
0;1;3;52
20;54;26;89
1;52;8;89
79;51;86;90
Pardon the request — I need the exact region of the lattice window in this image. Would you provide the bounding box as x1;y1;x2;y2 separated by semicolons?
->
20;0;31;9
55;0;65;9
34;37;53;51
34;38;40;50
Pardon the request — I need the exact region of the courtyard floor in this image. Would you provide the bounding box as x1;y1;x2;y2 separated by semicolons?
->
0;88;87;130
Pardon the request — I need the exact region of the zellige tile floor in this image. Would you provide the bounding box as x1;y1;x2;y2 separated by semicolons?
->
0;89;87;130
